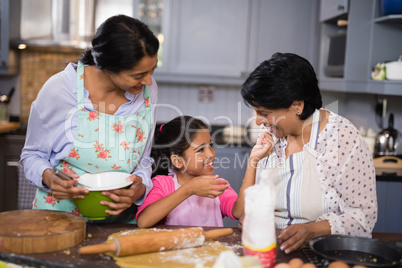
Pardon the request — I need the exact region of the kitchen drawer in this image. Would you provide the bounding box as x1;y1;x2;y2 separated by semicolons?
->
374;180;402;233
0;134;25;212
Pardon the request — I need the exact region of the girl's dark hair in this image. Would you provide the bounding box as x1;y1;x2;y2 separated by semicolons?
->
241;52;322;120
151;116;208;177
79;15;159;73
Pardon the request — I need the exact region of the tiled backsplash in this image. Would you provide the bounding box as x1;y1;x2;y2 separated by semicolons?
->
156;83;251;126
20;48;83;122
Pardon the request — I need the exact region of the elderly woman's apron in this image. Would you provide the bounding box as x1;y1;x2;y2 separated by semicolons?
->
33;61;152;223
165;174;224;227
257;109;328;229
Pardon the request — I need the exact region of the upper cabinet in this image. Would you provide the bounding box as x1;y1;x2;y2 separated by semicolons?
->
148;0;319;85
168;0;249;78
247;0;319;73
318;0;402;96
0;0;18;76
319;0;348;22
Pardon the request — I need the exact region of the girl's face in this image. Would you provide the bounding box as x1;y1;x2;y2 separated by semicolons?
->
180;129;216;176
107;54;158;94
253;106;299;138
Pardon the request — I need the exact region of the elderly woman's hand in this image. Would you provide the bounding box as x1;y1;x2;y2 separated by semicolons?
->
249;131;275;167
100;174;146;216
277;221;330;254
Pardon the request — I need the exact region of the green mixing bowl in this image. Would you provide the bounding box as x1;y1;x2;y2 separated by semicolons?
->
73;172;133;220
73;191;114;220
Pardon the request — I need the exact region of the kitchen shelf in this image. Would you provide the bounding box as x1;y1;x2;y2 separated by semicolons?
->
367;80;402;95
374;14;402;23
153;73;246;86
319;78;368;93
319;78;402;95
318;0;402;97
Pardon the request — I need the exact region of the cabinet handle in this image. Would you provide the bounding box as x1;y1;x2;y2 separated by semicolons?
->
338;5;345;11
7;161;19;167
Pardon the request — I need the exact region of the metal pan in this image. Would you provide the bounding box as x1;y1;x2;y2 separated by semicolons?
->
309;235;402;268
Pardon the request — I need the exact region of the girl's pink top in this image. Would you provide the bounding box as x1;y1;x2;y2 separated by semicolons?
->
136;174;238;227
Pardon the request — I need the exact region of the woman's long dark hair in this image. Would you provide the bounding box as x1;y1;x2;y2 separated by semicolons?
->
79;15;159;73
151;116;208;177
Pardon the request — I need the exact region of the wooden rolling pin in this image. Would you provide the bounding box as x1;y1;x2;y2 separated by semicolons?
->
79;227;233;256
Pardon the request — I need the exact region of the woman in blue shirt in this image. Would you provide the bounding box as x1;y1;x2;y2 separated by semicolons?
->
20;15;159;223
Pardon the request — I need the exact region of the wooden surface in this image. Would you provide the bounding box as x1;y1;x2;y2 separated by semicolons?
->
79;227;233;256
0;210;86;254
0;122;20;134
0;223;401;268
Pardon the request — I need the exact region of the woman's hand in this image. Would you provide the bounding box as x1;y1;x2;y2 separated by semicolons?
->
277;221;330;254
101;174;146;216
42;168;88;200
249;131;275;167
183;175;229;198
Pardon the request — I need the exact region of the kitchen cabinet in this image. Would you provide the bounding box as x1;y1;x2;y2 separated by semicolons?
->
153;0;320;85
374;180;402;233
168;0;249;78
0;134;25;212
247;0;319;72
319;0;348;22
318;0;402;96
214;146;251;227
0;0;18;75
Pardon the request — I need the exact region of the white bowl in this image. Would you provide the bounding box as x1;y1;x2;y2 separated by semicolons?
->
386;60;402;80
77;172;132;191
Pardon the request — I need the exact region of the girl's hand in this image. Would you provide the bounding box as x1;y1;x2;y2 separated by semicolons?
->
249;131;275;165
42;168;88;200
101;174;146;216
184;175;229;198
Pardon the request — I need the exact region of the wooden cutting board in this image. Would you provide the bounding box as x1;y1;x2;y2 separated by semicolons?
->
0;209;86;254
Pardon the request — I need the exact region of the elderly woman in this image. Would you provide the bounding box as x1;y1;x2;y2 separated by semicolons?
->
240;52;377;253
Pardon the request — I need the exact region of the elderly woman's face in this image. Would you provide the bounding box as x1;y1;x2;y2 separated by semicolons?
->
253;106;299;138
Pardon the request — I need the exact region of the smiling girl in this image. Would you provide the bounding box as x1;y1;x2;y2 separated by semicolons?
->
136;116;273;228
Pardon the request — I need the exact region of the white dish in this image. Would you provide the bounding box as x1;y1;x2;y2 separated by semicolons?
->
78;172;133;191
386;60;402;80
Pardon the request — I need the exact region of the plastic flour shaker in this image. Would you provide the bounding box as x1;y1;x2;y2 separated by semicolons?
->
242;177;277;268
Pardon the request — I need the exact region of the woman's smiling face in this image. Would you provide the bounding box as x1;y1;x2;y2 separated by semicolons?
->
253;106;299;138
107;54;158;94
181;128;216;176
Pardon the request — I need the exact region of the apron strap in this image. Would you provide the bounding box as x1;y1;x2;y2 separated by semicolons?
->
76;61;85;110
308;109;321;150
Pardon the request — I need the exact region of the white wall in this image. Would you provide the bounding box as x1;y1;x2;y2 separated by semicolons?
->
156;82;402;136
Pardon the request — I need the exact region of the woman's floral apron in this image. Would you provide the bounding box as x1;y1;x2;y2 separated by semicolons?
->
33;61;153;223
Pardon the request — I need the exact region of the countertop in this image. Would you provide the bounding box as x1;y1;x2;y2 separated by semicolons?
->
0;122;20;134
0;223;401;268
